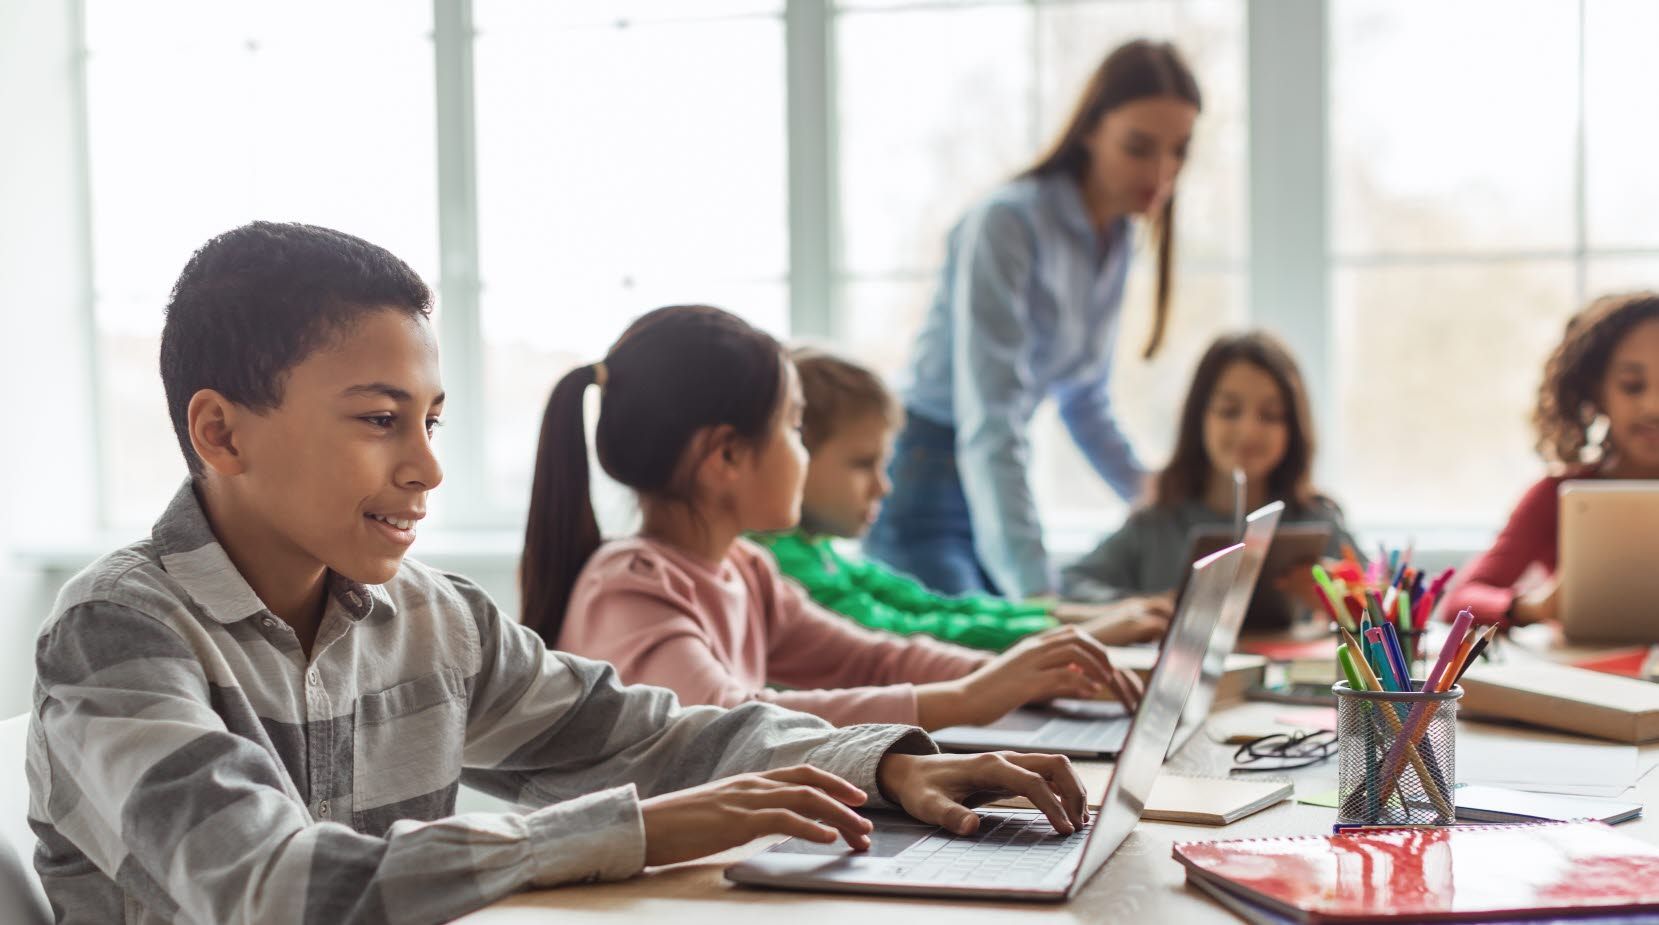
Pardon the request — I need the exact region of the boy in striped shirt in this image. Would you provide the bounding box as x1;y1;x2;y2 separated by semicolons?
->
26;223;1088;924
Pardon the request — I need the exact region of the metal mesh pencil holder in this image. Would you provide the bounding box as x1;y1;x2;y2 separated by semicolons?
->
1333;681;1462;826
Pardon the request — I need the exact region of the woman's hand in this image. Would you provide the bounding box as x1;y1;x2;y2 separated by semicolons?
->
876;751;1090;836
1055;595;1172;645
916;627;1144;729
640;765;873;866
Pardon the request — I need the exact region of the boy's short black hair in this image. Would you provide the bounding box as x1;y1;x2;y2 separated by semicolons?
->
159;221;433;478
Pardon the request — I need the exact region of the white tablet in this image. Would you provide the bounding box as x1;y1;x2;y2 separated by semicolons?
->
1558;480;1659;645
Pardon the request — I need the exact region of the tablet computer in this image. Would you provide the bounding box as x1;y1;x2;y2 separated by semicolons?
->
1558;480;1659;645
1180;522;1334;630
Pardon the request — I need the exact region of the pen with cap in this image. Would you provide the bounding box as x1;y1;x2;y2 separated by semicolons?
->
1376;609;1475;807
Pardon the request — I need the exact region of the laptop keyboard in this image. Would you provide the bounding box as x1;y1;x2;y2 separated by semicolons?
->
891;812;1091;884
1039;716;1128;750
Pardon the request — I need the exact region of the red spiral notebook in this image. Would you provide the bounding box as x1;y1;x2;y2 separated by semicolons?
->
1173;822;1659;923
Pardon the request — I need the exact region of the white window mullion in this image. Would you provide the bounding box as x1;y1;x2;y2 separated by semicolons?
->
432;0;489;527
786;0;837;339
1246;0;1332;485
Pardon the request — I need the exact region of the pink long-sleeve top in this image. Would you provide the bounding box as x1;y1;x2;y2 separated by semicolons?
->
1441;469;1596;625
558;536;989;726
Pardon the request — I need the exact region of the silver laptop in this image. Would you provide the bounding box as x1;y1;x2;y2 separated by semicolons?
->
928;505;1281;759
1169;501;1284;754
725;543;1244;902
1559;481;1659;645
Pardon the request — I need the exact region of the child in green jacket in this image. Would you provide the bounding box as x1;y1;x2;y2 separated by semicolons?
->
755;347;1169;652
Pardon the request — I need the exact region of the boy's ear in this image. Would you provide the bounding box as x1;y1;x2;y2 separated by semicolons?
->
187;389;248;477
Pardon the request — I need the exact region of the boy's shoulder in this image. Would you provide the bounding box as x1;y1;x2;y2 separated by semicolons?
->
44;536;199;638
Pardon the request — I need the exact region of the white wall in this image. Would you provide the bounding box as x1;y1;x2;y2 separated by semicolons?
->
1;0;100;717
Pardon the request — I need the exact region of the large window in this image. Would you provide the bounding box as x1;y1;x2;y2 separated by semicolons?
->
67;0;1657;547
473;2;791;517
82;0;438;526
1329;0;1659;531
835;0;1249;535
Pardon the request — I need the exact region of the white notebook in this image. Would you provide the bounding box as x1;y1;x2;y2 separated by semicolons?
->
1451;784;1643;825
1140;774;1293;825
991;766;1290;825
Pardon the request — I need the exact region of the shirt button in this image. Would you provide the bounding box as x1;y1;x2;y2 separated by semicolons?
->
307;669;320;686
318;800;331;817
261;617;276;629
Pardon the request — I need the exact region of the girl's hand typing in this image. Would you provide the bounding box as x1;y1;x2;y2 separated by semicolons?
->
916;627;1143;729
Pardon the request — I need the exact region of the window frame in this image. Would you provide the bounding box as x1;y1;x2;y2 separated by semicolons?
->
67;0;1659;547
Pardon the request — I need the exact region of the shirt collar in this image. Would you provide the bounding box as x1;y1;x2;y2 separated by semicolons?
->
1037;171;1131;246
153;479;384;626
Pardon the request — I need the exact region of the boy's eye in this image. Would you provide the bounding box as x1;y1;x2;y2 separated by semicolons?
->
426;417;444;436
362;414;396;429
1618;380;1646;396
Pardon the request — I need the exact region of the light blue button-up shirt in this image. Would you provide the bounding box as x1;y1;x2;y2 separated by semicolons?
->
899;171;1143;598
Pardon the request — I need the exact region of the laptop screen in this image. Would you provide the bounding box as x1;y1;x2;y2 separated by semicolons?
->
1066;542;1243;895
1168;502;1285;755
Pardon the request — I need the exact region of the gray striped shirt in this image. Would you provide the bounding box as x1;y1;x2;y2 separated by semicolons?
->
27;483;933;924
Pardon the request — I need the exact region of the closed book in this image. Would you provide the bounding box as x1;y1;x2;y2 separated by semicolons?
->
1449;784;1642;825
1185;868;1659;925
1174;821;1659;923
1139;774;1292;825
1459;662;1659;744
992;768;1289;824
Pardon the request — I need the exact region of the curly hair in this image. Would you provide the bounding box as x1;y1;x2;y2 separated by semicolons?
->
1534;291;1659;466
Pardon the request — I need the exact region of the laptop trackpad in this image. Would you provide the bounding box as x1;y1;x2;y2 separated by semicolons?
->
772;822;936;857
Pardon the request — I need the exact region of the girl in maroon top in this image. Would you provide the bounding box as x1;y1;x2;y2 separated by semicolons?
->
1443;292;1659;626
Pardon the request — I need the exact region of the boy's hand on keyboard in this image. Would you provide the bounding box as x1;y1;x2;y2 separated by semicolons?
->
641;765;873;865
876;751;1089;836
918;628;1142;729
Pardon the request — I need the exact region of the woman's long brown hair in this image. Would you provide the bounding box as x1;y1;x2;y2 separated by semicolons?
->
1025;39;1201;360
1152;331;1318;511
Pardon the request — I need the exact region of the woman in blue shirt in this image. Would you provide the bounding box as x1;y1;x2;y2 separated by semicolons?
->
865;39;1202;599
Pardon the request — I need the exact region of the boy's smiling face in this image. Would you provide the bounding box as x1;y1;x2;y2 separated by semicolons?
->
201;309;445;586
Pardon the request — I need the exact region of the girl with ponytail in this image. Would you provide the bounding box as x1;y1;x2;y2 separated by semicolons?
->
521;304;1143;730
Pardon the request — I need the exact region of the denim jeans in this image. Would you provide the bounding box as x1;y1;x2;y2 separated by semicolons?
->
863;413;1002;596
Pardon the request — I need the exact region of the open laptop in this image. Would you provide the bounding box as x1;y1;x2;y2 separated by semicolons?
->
725;543;1242;902
1181;523;1331;629
1169;501;1284;754
928;504;1282;758
1558;481;1659;645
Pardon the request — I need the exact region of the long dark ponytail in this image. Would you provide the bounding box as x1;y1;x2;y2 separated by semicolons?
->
520;305;785;646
